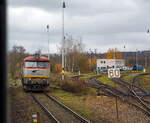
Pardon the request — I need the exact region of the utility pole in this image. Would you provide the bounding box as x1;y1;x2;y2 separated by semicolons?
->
47;25;50;60
123;45;126;66
136;49;138;69
64;35;66;70
146;29;149;68
114;48;116;69
113;48;119;119
47;25;51;73
144;52;147;68
62;1;66;80
89;49;92;72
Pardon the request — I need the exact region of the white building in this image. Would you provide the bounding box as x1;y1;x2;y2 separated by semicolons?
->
97;59;125;71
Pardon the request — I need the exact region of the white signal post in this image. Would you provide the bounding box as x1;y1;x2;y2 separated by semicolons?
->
47;25;51;73
47;25;50;60
145;29;150;70
62;1;66;80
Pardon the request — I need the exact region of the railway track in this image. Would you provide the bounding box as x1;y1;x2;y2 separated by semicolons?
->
113;73;150;116
112;78;149;96
105;87;150;116
31;93;60;123
69;73;150;116
86;77;130;96
130;73;150;115
70;75;80;81
112;73;150;116
113;74;150;95
112;77;150;106
31;92;90;123
131;73;150;93
86;76;150;117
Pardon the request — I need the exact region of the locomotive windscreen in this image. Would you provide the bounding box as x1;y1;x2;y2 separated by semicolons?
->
37;62;49;68
25;62;49;68
25;62;36;67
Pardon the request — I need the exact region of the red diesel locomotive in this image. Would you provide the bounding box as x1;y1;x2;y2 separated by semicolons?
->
21;54;50;91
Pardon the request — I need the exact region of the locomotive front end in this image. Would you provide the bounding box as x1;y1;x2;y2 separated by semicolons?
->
22;55;50;91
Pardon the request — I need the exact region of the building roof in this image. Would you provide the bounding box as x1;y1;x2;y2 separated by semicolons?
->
97;59;124;60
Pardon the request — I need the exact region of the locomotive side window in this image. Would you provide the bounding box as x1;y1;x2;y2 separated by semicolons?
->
25;62;37;67
37;62;49;68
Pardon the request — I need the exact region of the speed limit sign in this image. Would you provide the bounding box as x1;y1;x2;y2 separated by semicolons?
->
108;68;120;78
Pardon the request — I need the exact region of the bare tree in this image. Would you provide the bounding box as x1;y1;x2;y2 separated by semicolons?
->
8;45;27;80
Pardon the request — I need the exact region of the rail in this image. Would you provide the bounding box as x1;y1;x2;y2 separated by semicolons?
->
87;76;150;116
130;73;150;115
30;93;60;123
44;92;90;123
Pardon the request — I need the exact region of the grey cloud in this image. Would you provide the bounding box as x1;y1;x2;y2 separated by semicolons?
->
8;0;150;53
8;0;144;16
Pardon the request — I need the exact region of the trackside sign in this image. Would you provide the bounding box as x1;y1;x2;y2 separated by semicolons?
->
108;68;120;78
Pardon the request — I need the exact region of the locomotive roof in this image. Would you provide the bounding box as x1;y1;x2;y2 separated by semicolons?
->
24;56;49;62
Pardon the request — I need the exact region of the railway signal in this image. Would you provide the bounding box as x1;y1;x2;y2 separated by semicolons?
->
32;112;40;123
147;29;149;33
47;25;50;60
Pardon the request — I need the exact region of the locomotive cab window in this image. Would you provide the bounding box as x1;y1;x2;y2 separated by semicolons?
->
37;62;49;68
25;62;37;68
25;61;49;68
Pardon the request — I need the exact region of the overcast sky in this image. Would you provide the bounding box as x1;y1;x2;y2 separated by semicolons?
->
8;0;150;54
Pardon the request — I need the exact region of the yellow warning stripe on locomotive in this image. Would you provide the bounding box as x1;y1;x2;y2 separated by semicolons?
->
24;75;50;78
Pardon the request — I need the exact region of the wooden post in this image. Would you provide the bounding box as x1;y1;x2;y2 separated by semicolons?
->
37;112;40;123
114;82;119;119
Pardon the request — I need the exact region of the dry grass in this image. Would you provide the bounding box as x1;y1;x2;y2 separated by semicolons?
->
96;74;115;87
84;96;150;123
51;87;150;123
138;74;150;91
60;78;87;93
121;72;138;82
65;72;78;77
50;72;150;122
79;73;96;81
9;86;51;123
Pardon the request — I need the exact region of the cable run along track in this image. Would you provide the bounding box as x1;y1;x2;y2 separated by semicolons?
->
31;92;90;123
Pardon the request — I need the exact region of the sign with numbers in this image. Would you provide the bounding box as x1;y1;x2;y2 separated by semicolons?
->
108;68;120;78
